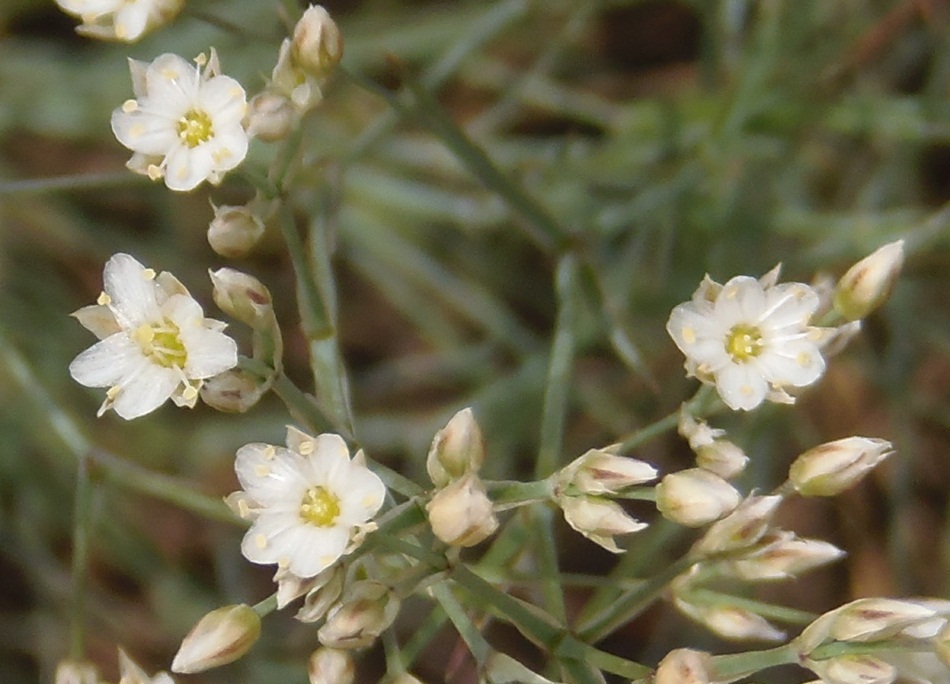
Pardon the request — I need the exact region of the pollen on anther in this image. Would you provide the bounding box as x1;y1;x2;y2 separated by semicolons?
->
182;385;199;401
107;385;122;400
237;499;250;518
122;99;138;113
97;292;112;306
263;445;276;460
141;268;156;281
254;533;267;549
298;440;315;456
146;165;163;180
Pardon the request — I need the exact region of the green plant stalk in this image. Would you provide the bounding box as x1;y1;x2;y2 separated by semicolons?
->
383;629;408;676
577;551;698;642
430;582;492;666
0;338;238;524
558;657;607;684
531;506;567;625
252;592;278;617
686;588;817;625
69;454;93;660
277;202;356;435
0;172;140;196
400;605;448;669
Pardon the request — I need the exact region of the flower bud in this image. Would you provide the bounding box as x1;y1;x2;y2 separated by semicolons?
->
834;239;905;321
694;440;748;480
675;597;785;642
789;437;893;497
655;468;740;527
426;474;498;547
693;495;783;556
654;648;712;684
207;203;265;258
210;268;275;330
309;647;355;684
426;408;485;487
171;604;261;673
829;598;937;642
54;660;100;684
292;5;344;78
557;448;657;495
246;91;297;142
296;565;345;623
804;655;896;684
200;368;271;413
728;532;845;581
935;620;950;669
559;495;647;553
318;581;400;650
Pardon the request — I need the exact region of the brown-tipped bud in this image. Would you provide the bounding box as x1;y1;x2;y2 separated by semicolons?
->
291;5;344;78
804;655;896;684
171;604;261;673
200;368;271;413
655;468;740;527
426;408;485;487
559;495;647;553
829;598;938;642
557;448;657;495
426;474;498;547
834;240;905;321
675;597;786;642
318;581;400;650
207;203;265;258
308;647;355;684
693;495;783;556
728;532;845;581
54;660;101;684
246;91;297;142
655;648;712;684
296;565;345;623
789;437;893;497
210;268;275;330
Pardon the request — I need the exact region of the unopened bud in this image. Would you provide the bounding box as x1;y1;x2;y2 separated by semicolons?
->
830;598;937;642
695;440;748;480
426;474;498;547
246;91;297;142
200;368;271;413
805;655;896;684
207;203;265;258
728;532;845;581
675;597;785;642
426;408;485;487
296;565;345;623
655;648;712;684
318;581;399;650
656;468;740;527
54;660;101;684
292;5;344;78
693;495;783;556
935;620;950;669
210;268;275;330
834;240;905;321
171;604;261;673
558;448;657;495
789;437;893;497
309;647;355;684
559;495;647;553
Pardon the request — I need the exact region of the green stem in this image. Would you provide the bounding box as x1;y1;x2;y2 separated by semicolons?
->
531;506;567;625
252;592;278;617
617;384;716;452
430;582;492;666
486;478;554;510
0;172;140;196
536;254;579;479
709;643;798;681
687;588;817;625
400;606;448;669
69;454;93;660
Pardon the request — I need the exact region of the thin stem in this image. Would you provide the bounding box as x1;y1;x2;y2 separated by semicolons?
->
430;582;492;666
401;605;448;669
383;629;407;676
617;384;716;452
687;588;817;625
0;172;140;196
252;592;278;617
69;454;93;660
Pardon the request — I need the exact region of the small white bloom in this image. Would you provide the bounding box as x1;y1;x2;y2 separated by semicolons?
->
233;430;386;578
69;253;238;420
111;51;248;191
55;0;182;42
667;272;827;411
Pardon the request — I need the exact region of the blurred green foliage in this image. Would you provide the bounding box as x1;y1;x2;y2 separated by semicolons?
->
3;0;950;682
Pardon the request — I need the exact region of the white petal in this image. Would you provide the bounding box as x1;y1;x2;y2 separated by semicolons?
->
69;333;144;388
71;304;120;339
145;53;199;112
163;143;214;191
111;109;178;156
112;365;180;419
288;525;349;577
761;283;819;329
198;76;247;125
716;363;768;411
235;444;309;505
761;345;826;388
113;3;149;40
103;253;161;328
338;470;386;525
181;328;237;378
205;129;249;172
241;512;300;565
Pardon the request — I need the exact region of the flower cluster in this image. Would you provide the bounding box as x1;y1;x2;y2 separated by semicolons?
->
54;0;182;42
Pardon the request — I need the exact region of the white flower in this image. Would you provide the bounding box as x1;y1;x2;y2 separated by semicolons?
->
233;429;386;578
55;0;182;42
667;271;827;411
111;51;248;191
69;253;238;419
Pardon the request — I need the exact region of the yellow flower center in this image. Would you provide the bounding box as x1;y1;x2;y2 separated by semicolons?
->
132;320;188;368
300;486;341;527
725;324;764;362
177;109;214;148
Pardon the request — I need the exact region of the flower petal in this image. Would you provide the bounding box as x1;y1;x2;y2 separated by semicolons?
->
112;365;180;419
716;363;769;411
69;333;145;388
